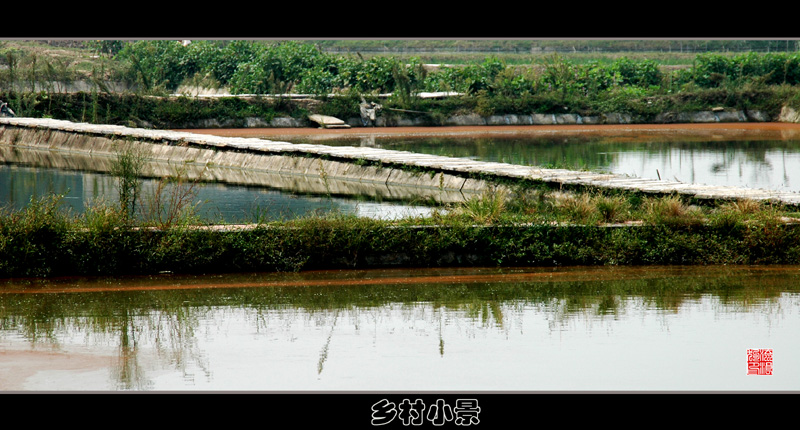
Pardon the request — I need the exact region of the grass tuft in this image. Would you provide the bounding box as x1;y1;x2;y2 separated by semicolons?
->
642;195;703;227
594;194;631;224
455;188;509;225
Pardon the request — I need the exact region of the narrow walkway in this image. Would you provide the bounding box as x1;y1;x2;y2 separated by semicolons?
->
4;117;800;207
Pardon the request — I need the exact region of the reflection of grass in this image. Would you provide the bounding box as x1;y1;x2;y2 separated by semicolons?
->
3;265;796;388
2;267;796;337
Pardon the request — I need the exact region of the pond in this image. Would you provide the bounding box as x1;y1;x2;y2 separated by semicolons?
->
0;164;435;222
1;265;797;391
304;132;800;192
2;125;799;394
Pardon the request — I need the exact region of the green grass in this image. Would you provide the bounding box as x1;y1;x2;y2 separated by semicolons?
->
7;189;797;278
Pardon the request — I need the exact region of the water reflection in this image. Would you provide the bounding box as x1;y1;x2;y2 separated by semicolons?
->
319;136;800;191
2;266;798;391
0;165;434;222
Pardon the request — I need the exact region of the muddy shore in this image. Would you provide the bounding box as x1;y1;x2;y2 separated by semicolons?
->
176;122;800;142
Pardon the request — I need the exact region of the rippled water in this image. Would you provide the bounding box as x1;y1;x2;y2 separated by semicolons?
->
1;266;797;391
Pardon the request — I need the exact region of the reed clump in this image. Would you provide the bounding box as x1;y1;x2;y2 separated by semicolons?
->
554;193;598;224
594;194;631;224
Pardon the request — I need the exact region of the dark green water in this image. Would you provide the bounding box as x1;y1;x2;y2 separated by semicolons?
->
1;266;798;391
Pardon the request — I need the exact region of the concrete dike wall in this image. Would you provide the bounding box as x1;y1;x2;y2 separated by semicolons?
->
372;109;773;128
0;118;497;204
3;117;800;208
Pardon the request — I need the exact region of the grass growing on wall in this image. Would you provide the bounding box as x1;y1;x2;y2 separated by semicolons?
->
2;190;798;278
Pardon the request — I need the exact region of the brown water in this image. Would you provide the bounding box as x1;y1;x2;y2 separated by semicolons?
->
2;265;798;391
175;123;800;141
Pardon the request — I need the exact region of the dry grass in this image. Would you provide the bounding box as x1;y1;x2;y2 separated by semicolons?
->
594;195;631;223
555;193;598;224
642;195;703;226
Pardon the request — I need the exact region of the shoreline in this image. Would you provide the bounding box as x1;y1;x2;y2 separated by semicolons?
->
176;122;800;141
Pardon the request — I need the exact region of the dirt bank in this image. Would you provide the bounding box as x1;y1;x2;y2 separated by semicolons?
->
176;122;800;142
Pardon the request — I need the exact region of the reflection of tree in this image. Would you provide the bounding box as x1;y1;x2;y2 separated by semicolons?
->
0;290;211;390
317;310;337;375
325;136;800;190
366;136;623;172
0;267;797;388
114;308;151;390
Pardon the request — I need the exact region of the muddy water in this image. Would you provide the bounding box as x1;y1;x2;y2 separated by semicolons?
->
176;123;800;141
1;265;798;391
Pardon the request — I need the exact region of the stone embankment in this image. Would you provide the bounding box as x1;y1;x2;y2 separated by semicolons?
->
380;108;773;128
185;108;777;129
3;117;800;207
176;90;795;128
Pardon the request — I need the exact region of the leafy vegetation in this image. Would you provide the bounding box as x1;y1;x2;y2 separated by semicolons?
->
2;40;800;126
2;40;800;277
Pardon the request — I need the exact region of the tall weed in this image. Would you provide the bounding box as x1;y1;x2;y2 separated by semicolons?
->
111;144;146;219
642;195;703;227
139;169;203;229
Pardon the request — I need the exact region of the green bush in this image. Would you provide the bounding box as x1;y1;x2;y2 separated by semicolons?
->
691;52;800;88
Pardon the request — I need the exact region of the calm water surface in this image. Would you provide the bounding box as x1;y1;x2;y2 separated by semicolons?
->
2;128;800;392
318;135;800;192
0;165;434;222
1;266;798;391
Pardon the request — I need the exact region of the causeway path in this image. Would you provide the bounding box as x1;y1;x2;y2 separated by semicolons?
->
180;123;800;207
4;118;800;206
